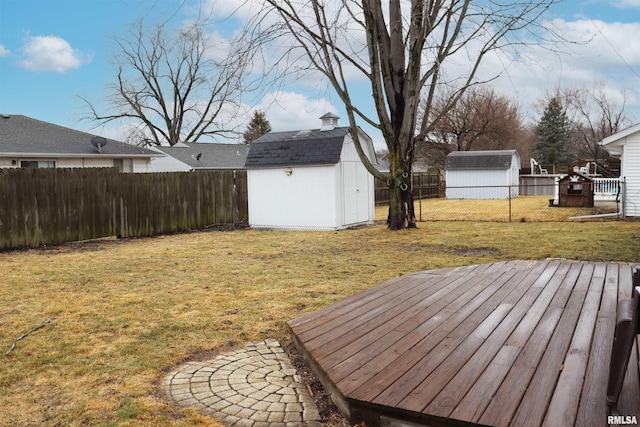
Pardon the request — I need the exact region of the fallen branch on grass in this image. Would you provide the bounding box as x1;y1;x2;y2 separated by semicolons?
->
348;259;378;267
6;318;52;355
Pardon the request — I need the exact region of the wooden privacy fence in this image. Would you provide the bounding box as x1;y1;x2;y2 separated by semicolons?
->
0;168;248;249
375;172;440;205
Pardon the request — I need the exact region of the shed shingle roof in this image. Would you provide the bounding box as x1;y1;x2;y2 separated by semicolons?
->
244;127;350;168
0;114;159;157
445;150;519;170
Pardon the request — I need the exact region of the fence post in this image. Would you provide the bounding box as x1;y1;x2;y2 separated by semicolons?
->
508;185;512;222
622;177;627;220
418;179;422;222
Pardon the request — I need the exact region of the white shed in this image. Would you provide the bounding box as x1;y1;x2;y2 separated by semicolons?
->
244;114;377;230
600;123;640;217
445;150;520;199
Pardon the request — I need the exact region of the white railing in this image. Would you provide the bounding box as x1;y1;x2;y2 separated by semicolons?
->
593;178;621;201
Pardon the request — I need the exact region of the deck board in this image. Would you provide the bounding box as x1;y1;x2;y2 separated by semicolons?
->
506;263;597;427
313;274;468;362
360;274;528;404
288;260;640;427
325;273;488;381
337;268;519;397
368;262;549;408
430;262;577;420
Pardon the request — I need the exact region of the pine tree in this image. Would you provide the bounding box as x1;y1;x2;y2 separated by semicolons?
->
242;110;271;144
534;97;574;168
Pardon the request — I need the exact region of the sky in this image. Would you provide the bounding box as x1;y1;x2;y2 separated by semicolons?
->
1;0;640;149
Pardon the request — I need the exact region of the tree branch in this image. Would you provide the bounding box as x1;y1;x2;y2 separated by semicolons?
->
6;318;53;355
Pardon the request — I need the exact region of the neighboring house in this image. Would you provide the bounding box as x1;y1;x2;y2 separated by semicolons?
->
244;113;377;230
0;114;161;172
445;149;520;199
376;151;432;174
600;123;640;217
150;142;248;172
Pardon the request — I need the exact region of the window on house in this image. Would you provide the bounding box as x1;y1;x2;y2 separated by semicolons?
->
20;160;55;168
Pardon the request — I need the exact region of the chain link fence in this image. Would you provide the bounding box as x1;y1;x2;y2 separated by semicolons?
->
412;181;624;222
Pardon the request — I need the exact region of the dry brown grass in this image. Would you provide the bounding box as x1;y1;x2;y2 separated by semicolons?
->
1;215;639;426
389;195;621;222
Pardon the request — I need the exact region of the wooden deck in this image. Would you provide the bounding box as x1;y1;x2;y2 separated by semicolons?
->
288;260;640;427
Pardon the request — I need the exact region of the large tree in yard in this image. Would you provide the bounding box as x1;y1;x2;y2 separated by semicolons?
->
81;17;260;146
264;0;556;229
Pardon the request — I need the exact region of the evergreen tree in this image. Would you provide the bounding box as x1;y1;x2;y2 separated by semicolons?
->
242;110;271;144
534;97;574;168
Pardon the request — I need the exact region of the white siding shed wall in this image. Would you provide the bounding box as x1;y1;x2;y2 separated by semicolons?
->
446;169;519;199
446;170;508;199
247;165;340;230
339;136;375;226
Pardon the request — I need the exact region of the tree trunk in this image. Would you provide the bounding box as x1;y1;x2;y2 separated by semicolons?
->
387;152;416;230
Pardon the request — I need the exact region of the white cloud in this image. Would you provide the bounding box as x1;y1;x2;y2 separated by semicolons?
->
0;45;10;57
198;5;640;136
613;0;640;7
449;17;640;122
18;35;91;73
245;90;387;148
205;0;273;25
250;91;339;131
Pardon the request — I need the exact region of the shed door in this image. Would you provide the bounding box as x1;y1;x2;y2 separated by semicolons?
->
343;162;369;225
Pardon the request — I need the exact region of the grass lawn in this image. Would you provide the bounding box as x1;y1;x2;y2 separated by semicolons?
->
408;195;620;222
1;215;639;426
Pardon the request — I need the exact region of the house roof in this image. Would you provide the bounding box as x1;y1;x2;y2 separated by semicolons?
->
445;150;519;170
244;127;350;168
154;142;248;169
599;123;640;155
0;114;160;158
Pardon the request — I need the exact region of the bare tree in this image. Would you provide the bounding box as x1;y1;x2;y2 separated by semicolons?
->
81;16;261;146
420;86;526;170
263;0;556;229
562;81;633;162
